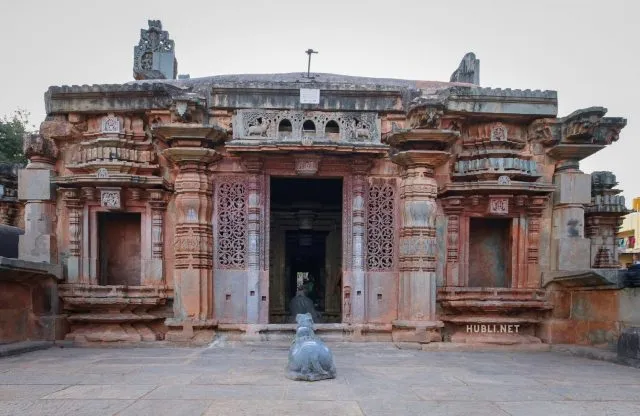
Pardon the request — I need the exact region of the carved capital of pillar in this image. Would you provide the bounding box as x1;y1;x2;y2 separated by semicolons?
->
23;133;58;168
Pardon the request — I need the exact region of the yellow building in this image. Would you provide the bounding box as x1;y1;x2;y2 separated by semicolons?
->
618;197;640;266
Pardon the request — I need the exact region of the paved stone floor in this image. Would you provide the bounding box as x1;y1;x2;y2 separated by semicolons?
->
0;342;639;415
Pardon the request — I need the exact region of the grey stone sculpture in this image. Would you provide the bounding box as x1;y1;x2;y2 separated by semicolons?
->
289;289;321;323
286;313;337;381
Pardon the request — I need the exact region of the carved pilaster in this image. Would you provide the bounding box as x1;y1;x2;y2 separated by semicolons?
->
148;189;167;261
242;157;264;323
526;197;547;266
62;188;83;282
348;159;370;324
442;197;464;286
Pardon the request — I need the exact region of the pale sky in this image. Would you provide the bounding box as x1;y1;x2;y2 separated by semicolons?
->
1;0;638;201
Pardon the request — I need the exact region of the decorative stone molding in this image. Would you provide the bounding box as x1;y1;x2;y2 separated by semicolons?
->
233;110;381;143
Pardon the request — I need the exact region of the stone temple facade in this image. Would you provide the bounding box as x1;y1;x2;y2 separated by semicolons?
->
13;20;638;347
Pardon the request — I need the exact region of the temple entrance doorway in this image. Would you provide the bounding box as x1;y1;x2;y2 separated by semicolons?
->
269;177;343;323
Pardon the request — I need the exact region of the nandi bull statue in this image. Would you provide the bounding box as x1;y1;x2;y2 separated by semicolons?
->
285;313;337;382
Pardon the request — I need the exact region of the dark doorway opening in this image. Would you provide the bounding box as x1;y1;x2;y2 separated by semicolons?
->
468;218;511;287
98;212;141;286
269;177;342;323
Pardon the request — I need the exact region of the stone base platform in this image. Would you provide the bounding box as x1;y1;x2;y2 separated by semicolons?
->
216;323;393;342
60;284;170;345
391;320;443;344
438;287;551;345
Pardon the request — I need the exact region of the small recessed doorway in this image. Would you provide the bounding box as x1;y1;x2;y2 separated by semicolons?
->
98;212;141;286
468;218;512;287
269;177;343;323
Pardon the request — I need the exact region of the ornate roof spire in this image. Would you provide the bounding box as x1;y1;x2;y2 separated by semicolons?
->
133;20;177;80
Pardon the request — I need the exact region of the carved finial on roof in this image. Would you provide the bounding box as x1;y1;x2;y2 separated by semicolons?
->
450;52;480;85
133;20;177;80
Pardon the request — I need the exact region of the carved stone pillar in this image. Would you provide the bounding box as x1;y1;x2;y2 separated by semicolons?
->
148;189;167;285
18;134;58;266
243;157;264;324
163;147;219;339
389;149;451;343
349;160;370;324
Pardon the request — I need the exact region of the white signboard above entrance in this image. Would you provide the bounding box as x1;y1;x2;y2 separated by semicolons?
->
300;88;320;104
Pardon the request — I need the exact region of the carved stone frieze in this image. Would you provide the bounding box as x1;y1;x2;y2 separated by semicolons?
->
233;110;381;143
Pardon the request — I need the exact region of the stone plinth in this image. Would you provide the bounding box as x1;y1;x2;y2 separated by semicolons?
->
438;287;550;344
60;284;170;343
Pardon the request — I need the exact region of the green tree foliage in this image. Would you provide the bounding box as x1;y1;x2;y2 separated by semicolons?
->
0;109;31;164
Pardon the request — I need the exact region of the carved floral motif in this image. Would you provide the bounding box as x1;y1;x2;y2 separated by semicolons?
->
216;178;247;269
366;180;395;271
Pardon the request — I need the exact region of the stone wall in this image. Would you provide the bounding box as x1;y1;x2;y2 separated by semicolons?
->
0;259;63;344
540;286;640;347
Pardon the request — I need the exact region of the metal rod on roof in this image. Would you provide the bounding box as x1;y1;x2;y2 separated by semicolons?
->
305;49;318;78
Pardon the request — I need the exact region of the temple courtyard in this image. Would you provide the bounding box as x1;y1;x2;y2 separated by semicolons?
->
0;344;638;415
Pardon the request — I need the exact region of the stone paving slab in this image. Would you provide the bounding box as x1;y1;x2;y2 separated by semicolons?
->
0;343;639;415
